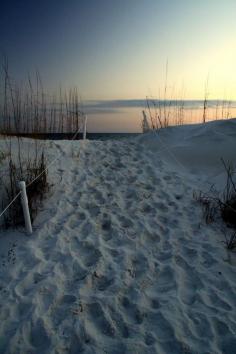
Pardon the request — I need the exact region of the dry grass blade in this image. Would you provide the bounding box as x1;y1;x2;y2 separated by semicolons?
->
194;160;236;250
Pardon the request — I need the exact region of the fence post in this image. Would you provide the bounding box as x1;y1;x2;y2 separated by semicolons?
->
83;115;87;140
142;110;150;133
19;181;32;234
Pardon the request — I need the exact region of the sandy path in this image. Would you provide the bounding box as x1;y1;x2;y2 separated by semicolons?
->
0;138;235;354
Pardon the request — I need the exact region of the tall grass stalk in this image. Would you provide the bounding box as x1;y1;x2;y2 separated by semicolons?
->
203;76;209;123
0;60;84;135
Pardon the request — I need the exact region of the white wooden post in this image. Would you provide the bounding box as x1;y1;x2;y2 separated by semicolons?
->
83;115;87;140
142;110;150;133
19;181;32;234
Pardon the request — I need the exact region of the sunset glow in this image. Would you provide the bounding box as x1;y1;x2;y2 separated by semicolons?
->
1;0;236;100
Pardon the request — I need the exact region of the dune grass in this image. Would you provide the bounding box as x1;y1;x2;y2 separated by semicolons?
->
0;59;84;229
194;159;236;251
0;57;84;135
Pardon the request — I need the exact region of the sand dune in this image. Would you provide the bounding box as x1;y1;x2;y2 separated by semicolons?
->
0;120;236;353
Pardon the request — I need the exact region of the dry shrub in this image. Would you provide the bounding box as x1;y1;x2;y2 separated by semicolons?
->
0;57;84;135
219;159;236;228
193;189;218;224
194;160;236;250
1;140;48;229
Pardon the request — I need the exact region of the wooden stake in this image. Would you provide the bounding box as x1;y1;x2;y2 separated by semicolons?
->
83;115;87;140
19;181;32;234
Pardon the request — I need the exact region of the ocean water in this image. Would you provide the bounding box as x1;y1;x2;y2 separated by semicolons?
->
3;100;236;139
11;132;140;141
84;100;236;133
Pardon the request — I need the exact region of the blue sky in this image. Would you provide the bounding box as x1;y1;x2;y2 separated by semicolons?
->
1;0;236;100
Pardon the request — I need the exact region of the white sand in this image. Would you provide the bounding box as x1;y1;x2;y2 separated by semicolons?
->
0;119;236;353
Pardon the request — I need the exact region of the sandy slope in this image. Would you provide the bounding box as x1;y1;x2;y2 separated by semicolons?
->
0;120;236;354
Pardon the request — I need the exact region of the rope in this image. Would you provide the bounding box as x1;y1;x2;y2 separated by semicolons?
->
0;192;21;219
0;124;83;220
26;127;81;188
1;118;234;221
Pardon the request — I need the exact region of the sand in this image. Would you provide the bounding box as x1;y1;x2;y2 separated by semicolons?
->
0;119;236;353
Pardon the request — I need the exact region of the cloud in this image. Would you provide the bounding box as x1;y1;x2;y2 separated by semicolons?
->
82;99;236;115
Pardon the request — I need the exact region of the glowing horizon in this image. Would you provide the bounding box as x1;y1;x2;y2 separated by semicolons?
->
1;0;236;101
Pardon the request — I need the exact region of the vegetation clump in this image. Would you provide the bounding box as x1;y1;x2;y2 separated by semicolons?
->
1;139;48;229
194;159;236;251
0;58;84;229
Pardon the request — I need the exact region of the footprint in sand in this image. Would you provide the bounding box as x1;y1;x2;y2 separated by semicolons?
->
145;332;156;346
140;202;154;214
117;215;134;229
72;260;88;281
76;241;102;267
108;307;130;338
119;294;147;325
93;273;114;291
30;319;51;351
86;302;115;337
155;265;176;293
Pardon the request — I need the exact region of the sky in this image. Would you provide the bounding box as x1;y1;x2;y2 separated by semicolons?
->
1;0;236;100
